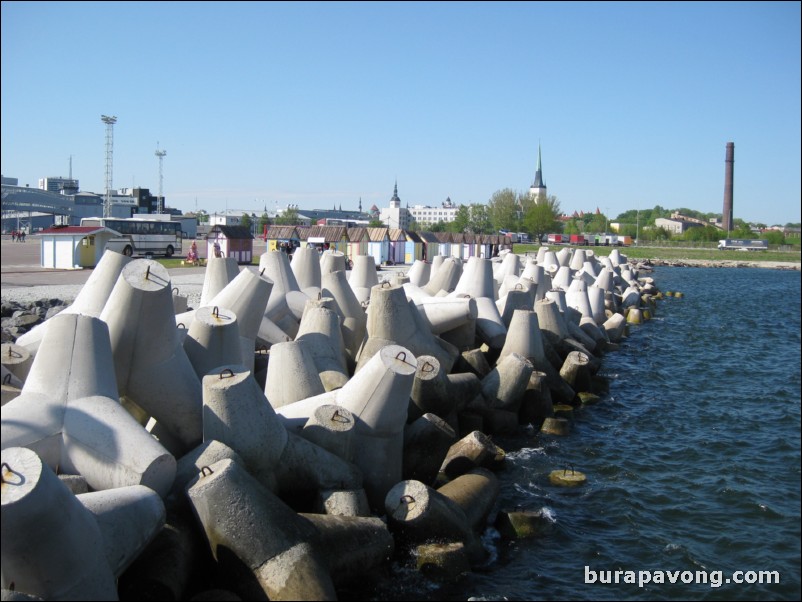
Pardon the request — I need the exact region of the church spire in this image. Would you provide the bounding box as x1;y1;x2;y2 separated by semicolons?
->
529;143;548;201
533;143;545;188
390;180;401;208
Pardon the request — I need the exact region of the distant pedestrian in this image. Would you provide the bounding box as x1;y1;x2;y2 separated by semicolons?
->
10;230;16;242
213;241;222;258
20;231;25;242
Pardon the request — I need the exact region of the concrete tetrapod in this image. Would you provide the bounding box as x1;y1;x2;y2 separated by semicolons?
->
298;513;395;586
440;430;505;479
436;467;500;535
423;256;462;296
258;251;305;334
356;284;458;374
77;484;167;577
403;412;457;485
0;313;176;496
348;254;380;305
413;295;478;335
1;447;165;601
100;259;202;454
199;256;240;306
15;249;132;356
498;287;535;329
187;457;338;601
202;364;361;496
291;246;323;293
407;259;431;287
321;269;368;371
320;250;348;275
265;340;326;408
339;344;419;509
302;404;356;463
176;267;274;368
566;279;594;322
480;352;533;411
469;296;508;350
493;252;522;287
183;306;243;381
0;342;33;384
384;479;474;550
453;257;496;299
535;297;571;349
273;343;419;508
295;305;350;391
206;267;274;368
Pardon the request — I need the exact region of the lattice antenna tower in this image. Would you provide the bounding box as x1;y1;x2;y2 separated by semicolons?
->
155;142;167;214
101;115;117;218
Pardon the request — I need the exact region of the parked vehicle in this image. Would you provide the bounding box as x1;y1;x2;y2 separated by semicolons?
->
717;239;768;251
80;217;181;257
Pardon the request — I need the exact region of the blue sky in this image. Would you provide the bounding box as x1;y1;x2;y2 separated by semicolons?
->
2;1;800;225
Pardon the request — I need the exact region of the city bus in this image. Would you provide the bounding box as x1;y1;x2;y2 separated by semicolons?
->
80;216;182;257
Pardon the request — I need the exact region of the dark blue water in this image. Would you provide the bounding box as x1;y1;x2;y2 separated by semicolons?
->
355;267;802;601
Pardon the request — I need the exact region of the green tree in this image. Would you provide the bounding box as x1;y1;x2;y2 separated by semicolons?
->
451;205;471;233
429;220;447;232
683;225;720;242
275;207;300;225
564;220;581;235
584;213;607;233
523;195;562;244
487;189;521;232
731;221;755;237
259;212;271;233
368;219;384;228
469;203;493;234
764;230;785;245
240;213;252;231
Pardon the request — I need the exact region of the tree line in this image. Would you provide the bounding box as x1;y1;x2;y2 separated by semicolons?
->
188;196;797;246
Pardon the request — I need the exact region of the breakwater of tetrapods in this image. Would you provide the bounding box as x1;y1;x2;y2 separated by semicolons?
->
3;246;671;600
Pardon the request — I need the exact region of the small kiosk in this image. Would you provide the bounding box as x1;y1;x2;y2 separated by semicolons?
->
38;225;121;269
206;225;254;264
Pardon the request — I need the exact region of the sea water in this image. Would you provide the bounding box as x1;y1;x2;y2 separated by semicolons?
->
348;266;801;601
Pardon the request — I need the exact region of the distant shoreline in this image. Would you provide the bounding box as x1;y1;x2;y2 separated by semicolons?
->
633;258;801;271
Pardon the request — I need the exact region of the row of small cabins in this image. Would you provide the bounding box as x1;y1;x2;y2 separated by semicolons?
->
208;224;513;265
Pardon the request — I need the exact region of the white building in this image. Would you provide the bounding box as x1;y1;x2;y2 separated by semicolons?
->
39;177;79;195
379;182;411;229
408;197;459;227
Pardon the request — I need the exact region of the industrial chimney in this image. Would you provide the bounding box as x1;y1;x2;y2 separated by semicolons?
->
722;142;734;234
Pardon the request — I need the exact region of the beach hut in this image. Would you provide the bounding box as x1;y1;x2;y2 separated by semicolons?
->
37;225;121;269
434;231;452;258
417;231;440;261
476;234;494;259
347;227;369;264
367;227;390;266
306;225;348;254
450;232;465;260
265;225;301;254
403;230;424;264
388;228;407;264
462;233;477;260
206;225;254;264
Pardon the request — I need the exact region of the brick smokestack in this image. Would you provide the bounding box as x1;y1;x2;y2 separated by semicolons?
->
722;142;734;233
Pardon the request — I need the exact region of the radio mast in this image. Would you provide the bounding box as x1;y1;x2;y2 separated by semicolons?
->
101;115;117;218
155;143;167;214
